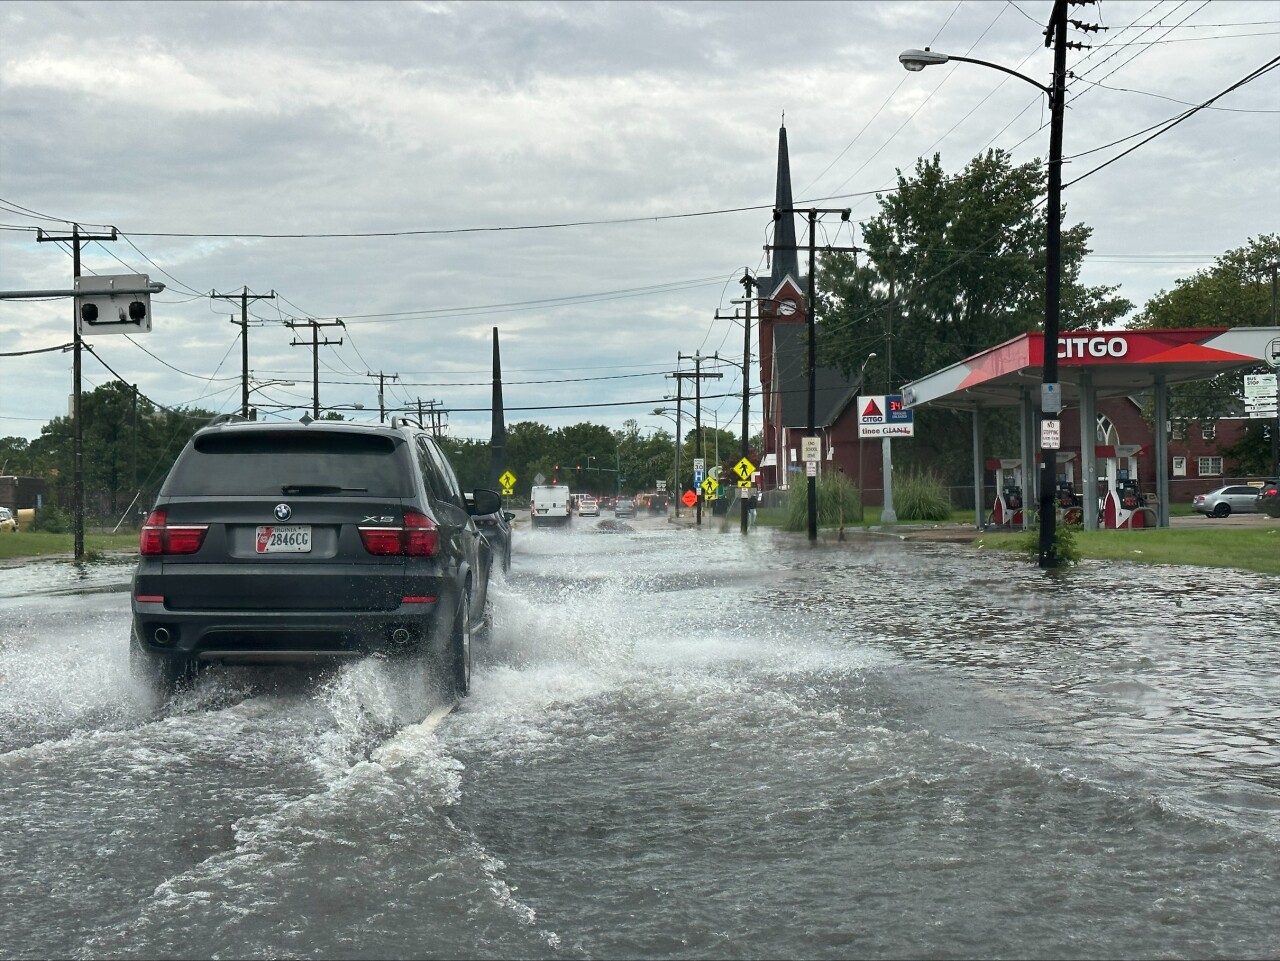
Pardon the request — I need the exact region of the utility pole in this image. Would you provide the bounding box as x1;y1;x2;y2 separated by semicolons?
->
366;370;399;423
212;287;276;417
674;352;723;526
1267;262;1279;478
286;318;343;418
770;207;858;541
674;372;683;518
37;224;117;562
426;399;447;435
412;398;444;434
1037;0;1070;569
715;268;757;535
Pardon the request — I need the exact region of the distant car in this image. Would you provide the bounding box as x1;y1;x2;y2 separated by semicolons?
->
579;496;599;517
613;497;636;518
530;484;572;527
1192;484;1262;517
647;495;670;514
0;507;16;532
1257;479;1280;518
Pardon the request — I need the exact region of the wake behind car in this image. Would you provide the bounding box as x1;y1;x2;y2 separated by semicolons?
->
130;415;499;699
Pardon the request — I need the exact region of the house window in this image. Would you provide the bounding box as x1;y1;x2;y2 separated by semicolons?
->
1198;456;1223;477
1170;420;1185;440
1172;456;1186;477
1201;422;1216;441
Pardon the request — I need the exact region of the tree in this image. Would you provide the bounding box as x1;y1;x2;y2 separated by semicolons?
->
817;149;1131;483
505;420;557;494
557;421;620;495
617;419;681;495
1129;234;1280;468
27;380;217;516
437;435;491;492
0;436;35;475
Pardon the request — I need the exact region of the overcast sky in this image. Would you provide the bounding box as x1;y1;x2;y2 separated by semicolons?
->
2;0;1277;446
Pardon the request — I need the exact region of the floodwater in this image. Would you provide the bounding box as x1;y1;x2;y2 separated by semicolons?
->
0;518;1277;960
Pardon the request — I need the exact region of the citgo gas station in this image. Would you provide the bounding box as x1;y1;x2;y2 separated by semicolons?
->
899;326;1280;531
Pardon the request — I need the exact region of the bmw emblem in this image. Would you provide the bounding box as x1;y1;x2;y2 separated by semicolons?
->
274;503;292;521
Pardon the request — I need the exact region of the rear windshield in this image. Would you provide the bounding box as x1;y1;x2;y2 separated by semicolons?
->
163;430;413;496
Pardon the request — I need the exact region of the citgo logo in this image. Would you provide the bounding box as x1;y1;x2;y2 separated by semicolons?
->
1057;335;1128;360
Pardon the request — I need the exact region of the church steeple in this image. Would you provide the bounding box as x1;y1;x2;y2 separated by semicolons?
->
771;121;799;290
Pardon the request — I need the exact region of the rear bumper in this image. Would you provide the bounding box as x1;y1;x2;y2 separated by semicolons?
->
131;598;445;665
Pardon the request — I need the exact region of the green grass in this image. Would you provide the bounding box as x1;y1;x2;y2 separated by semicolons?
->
976;526;1280;575
0;530;139;562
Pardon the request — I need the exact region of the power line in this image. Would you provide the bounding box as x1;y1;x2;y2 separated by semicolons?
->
1064;54;1280;187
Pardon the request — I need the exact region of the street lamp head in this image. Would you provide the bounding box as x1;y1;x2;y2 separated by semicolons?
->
248;379;296;394
899;47;950;71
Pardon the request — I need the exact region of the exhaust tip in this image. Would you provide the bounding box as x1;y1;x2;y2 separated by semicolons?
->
391;628;411;644
153;627;171;645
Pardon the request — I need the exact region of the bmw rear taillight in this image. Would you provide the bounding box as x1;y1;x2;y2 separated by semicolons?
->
139;509;209;556
359;511;438;557
403;511;437;556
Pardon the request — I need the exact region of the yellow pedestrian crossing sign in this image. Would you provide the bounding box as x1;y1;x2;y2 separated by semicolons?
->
499;470;516;495
732;457;756;482
701;476;719;497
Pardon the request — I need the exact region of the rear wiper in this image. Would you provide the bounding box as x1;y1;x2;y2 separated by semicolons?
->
280;484;369;495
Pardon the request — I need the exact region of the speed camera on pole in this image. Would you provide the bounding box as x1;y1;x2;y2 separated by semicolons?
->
75;273;156;335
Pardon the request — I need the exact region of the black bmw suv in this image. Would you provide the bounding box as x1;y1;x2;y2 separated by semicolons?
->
130;415;500;699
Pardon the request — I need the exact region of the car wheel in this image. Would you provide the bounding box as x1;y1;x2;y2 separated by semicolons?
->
129;625;196;699
443;584;472;699
1212;503;1231;518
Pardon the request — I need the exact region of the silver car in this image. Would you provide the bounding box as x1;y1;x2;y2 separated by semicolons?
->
1191;484;1260;518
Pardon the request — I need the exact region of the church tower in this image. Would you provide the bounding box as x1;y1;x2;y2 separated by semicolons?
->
757;121;808;487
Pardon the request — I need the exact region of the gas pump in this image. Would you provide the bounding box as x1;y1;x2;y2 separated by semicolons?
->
1100;444;1146;529
1054;454;1082;525
990;459;1025;527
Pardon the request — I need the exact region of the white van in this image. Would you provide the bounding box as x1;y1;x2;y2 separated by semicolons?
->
530;485;572;527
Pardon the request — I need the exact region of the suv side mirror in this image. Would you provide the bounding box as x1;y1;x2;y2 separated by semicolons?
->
469;488;502;515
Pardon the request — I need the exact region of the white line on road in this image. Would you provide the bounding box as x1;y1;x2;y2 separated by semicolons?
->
370;700;457;770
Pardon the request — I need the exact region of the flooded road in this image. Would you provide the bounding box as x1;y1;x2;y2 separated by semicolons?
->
1;517;1277;959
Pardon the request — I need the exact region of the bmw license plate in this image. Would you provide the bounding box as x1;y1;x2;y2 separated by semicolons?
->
255;525;312;554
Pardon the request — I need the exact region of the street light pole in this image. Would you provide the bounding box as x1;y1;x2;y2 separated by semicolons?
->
246;379;297;419
900;0;1068;568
